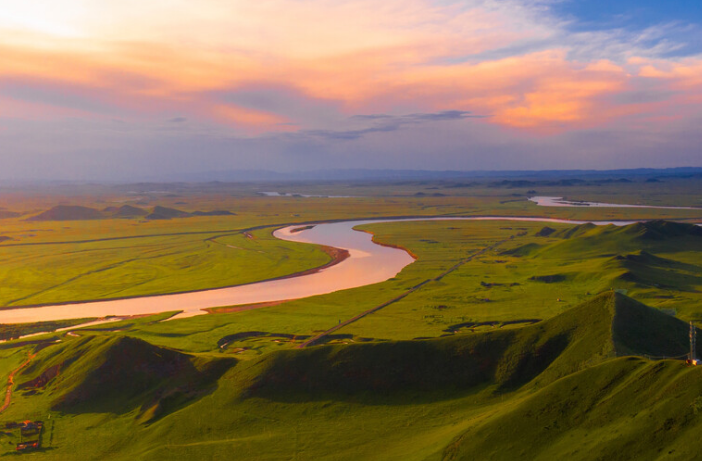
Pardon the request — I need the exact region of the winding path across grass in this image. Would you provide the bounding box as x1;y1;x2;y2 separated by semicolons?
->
297;234;515;348
0;352;36;413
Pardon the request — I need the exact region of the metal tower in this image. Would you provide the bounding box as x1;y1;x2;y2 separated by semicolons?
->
690;322;697;363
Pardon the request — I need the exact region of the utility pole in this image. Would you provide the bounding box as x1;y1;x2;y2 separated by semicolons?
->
690;322;697;365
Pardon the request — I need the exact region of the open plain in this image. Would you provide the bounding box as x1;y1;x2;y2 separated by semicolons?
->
0;176;702;459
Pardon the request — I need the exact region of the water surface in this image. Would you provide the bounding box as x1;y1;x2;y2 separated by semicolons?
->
530;196;699;210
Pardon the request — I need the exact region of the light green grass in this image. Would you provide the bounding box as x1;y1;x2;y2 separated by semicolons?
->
0;228;331;307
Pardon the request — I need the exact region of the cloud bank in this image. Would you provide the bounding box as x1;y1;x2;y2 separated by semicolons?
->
0;0;701;179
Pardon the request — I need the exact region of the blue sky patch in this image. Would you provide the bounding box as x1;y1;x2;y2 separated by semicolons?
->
551;0;702;55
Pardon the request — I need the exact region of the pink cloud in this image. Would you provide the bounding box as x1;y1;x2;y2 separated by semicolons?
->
0;0;700;139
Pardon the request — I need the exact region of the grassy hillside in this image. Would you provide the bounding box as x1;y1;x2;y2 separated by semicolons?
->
493;221;702;320
15;335;233;421
3;293;702;460
243;293;696;400
525;221;702;259
444;357;702;461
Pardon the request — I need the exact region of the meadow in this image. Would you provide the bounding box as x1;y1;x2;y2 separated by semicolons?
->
2;293;702;460
2;178;702;309
1;176;702;459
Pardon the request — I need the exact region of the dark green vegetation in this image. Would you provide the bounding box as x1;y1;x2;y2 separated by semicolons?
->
0;319;95;341
1;293;701;460
27;205;105;221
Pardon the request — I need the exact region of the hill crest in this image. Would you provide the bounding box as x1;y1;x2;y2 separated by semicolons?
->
17;335;234;421
244;292;697;401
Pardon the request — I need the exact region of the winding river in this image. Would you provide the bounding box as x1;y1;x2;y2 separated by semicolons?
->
4;195;700;326
0;215;638;325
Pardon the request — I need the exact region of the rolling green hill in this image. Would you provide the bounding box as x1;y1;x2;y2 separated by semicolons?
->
444;357;702;461
5;292;702;460
494;221;702;321
534;221;702;258
242;293;695;400
16;335;233;422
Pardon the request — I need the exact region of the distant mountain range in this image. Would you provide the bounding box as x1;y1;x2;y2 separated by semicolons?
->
2;167;702;185
25;205;234;221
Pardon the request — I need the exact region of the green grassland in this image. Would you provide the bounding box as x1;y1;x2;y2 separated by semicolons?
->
105;219;702;359
1;180;702;459
0;228;332;307
2;179;702;310
2;293;702;460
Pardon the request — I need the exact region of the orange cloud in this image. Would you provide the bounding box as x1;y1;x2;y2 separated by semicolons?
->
211;104;292;133
1;0;701;137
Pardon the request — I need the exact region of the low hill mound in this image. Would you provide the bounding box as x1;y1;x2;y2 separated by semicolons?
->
500;242;542;256
606;250;702;292
553;221;701;241
508;220;702;260
192;210;235;216
612;292;691;356
630;220;702;239
244;293;698;401
8;294;702;459
0;210;20;219
22;204;232;221
17;335;233;420
552;222;597;239
112;205;149;218
584;220;702;243
27;205;103;221
146;206;192;220
535;226;556;237
529;274;566;283
145;206;234;219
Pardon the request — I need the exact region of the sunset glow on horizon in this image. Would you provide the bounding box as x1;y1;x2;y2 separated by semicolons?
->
1;0;701;179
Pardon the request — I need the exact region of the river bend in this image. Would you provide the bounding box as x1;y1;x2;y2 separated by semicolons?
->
0;216;641;324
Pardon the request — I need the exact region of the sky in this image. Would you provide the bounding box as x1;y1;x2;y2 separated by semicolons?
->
1;0;701;180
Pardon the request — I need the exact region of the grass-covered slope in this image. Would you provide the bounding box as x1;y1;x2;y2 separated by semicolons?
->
242;293;697;400
5;293;701;460
444;357;702;461
497;221;702;318
537;221;702;258
111;205;150;218
605;250;702;292
16;335;234;420
27;205;104;221
510;221;702;258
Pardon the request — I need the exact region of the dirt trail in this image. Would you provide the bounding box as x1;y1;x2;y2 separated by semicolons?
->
297;236;513;348
0;351;36;413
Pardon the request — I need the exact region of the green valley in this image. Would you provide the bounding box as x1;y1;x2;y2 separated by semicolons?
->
1;178;702;459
